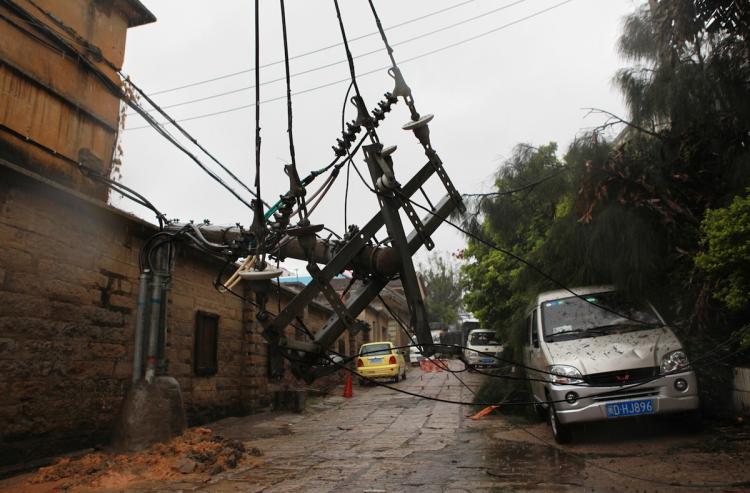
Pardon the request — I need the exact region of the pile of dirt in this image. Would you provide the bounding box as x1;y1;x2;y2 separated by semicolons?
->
28;428;260;490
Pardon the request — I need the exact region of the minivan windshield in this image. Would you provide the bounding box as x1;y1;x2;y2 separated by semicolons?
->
542;292;660;341
469;331;499;345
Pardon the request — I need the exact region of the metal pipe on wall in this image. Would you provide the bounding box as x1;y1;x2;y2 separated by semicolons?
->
144;269;164;383
131;269;151;383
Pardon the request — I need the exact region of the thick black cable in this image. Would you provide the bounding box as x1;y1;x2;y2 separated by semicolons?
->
462;166;569;216
0;118;167;229
377;287;741;388
341;81;353;134
2;0;259;211
332;2;363;105
253;0;261;200
347;159;686;332
212;264;748;401
87;173;166;229
443;351;746;490
250;0;267;261
125;80;264;206
401;192;671;330
278;0;307;222
328;341;730;411
344;160;351;230
462;167;568;198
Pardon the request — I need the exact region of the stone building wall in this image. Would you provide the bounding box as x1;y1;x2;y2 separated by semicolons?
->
0;165;414;465
167;248;246;424
0;169;144;465
0;168;249;465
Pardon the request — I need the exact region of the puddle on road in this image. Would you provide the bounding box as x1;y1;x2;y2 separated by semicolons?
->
482;440;585;488
245;422;295;439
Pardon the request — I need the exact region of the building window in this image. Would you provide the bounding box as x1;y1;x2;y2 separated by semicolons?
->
194;311;219;376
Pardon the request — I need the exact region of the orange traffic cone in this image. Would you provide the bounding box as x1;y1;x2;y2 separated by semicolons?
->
343;373;353;398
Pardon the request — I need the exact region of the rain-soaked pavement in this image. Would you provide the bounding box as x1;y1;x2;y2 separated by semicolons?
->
3;361;749;492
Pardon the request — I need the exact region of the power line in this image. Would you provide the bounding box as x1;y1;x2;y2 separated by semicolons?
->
130;0;531;116
2;0;260;210
327;341;745;489
146;0;483;97
462;167;568;198
125;0;575;131
347;157;678;331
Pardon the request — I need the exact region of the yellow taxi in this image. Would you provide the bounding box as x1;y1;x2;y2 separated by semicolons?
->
356;341;406;385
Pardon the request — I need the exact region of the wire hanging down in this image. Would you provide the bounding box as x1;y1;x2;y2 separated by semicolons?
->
250;0;267;262
279;0;307;221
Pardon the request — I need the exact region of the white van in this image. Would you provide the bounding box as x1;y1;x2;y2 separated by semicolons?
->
464;329;504;369
523;286;700;443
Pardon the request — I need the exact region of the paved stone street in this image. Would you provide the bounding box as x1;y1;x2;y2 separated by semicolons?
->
3;361;750;492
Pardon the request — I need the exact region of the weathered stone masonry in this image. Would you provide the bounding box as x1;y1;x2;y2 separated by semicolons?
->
0;165;376;466
0;167;253;465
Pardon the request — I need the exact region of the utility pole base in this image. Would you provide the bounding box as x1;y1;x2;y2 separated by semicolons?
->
111;376;186;452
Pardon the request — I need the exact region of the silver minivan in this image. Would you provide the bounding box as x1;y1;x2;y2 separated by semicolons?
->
523;286;700;443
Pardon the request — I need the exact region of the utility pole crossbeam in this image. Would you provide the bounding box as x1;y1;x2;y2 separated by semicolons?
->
363;143;430;351
255;158;460;381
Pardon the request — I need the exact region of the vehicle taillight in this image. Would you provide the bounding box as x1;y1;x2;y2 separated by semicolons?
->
389;355;397;365
356;358;364;368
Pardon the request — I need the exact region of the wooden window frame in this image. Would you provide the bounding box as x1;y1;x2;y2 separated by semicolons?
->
194;310;219;376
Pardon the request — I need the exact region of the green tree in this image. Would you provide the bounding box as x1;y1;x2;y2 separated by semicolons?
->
575;0;750;323
462;0;750;350
461;0;750;406
461;143;570;350
695;191;750;312
418;253;463;326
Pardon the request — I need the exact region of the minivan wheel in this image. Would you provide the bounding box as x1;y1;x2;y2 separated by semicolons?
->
548;405;572;444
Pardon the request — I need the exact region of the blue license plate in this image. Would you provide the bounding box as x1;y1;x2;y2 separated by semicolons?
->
481;358;494;364
606;399;654;418
369;357;383;363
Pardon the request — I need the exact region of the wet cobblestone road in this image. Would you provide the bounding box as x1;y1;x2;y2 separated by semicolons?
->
3;361;749;492
135;361;749;492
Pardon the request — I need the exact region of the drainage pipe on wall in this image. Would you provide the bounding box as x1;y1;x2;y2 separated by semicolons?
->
144;269;164;384
131;269;151;383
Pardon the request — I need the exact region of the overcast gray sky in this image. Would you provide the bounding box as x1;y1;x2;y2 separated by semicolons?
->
118;0;642;270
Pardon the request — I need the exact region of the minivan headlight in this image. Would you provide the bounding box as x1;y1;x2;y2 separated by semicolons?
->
660;350;689;374
549;365;583;385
